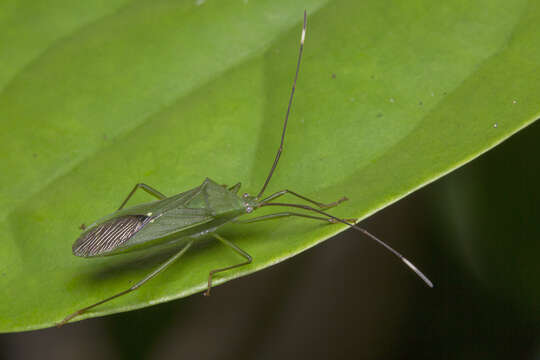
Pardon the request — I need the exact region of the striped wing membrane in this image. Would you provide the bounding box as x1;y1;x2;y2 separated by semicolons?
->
73;215;152;257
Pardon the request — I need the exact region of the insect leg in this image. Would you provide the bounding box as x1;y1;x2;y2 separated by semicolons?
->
234;212;356;224
204;233;252;296
260;189;347;209
118;183;167;211
78;184;167;230
228;182;242;194
58;240;194;326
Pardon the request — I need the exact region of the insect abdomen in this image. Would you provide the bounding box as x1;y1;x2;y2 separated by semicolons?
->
73;215;152;257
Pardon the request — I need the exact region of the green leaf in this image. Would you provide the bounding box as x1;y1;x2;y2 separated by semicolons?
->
1;0;539;332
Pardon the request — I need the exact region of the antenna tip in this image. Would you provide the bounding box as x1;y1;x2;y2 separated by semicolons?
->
301;11;307;44
401;257;434;288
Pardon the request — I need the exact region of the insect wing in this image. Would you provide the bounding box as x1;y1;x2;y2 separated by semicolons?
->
73;215;153;257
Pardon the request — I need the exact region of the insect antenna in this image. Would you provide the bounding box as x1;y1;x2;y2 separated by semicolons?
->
260;202;434;288
257;10;307;199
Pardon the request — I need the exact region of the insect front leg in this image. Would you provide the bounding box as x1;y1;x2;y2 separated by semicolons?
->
234;212;356;224
58;240;194;326
118;183;167;210
260;189;347;210
204;233;252;296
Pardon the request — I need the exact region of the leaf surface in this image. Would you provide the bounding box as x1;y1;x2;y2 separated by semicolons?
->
1;0;539;331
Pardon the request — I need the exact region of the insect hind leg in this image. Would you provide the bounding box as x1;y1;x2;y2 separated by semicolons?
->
260;189;347;209
118;183;167;211
77;183;165;230
204;233;252;296
58;241;194;326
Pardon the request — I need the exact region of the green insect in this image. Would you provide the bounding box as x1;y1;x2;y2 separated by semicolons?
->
59;11;432;326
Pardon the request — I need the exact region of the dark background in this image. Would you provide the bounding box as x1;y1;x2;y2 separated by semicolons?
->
2;120;539;359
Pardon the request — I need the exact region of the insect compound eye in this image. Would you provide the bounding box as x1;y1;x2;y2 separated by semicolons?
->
245;206;254;213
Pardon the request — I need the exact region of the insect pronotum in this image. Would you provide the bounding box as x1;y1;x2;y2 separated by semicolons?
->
59;11;432;326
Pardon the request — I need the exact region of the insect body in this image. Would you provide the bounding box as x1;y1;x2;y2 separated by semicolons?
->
73;179;254;258
60;11;432;326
